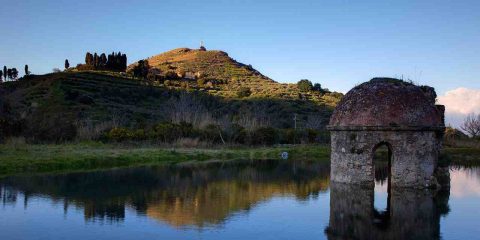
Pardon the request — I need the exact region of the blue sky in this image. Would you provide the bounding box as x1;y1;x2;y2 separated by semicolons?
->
0;0;479;95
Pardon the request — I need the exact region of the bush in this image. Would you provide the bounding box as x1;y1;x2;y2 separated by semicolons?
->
297;79;313;92
237;87;252;98
227;124;247;143
197;78;206;87
306;128;318;143
105;127;133;142
75;64;95;71
278;128;297;144
153;122;179;142
200;124;223;143
165;71;178;79
251;127;278;145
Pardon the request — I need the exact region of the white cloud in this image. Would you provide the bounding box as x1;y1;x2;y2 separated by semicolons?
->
437;87;480;128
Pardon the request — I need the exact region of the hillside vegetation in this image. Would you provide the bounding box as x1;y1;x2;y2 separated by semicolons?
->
0;47;343;144
128;48;342;105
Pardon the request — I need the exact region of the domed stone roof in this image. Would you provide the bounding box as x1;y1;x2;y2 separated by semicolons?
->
329;78;444;128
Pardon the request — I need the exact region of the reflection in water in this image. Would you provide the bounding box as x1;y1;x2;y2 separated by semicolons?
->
326;182;450;240
0;159;330;228
2;161;477;239
450;166;480;197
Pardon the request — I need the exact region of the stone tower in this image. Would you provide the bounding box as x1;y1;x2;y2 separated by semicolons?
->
327;78;445;188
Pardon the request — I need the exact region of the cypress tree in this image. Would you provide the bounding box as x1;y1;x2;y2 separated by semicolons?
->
0;70;3;83
116;52;122;70
100;53;107;67
121;54;127;71
107;53;113;69
65;59;70;69
24;65;29;76
3;66;6;80
85;52;93;65
93;53;99;68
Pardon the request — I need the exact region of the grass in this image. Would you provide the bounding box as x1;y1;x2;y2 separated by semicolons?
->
1;142;478;177
0;143;331;176
443;147;480;166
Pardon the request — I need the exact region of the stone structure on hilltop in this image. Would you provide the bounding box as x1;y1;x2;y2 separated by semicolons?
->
327;78;446;188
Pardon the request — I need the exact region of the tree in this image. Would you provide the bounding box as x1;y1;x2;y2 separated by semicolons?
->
100;53;107;67
10;68;18;80
6;69;12;80
85;52;93;66
461;113;480;138
3;66;6;80
24;65;29;76
297;79;313;92
0;70;3;83
132;60;149;79
121;54;127;71
313;83;322;91
65;59;70;69
93;53;99;68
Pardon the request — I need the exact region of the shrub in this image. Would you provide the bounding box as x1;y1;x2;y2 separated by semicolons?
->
251;127;278;145
306;128;318;143
75;64;95;71
278;128;297;144
200;124;222;143
237;87;252;98
177;121;194;137
132;129;146;140
297;79;313;92
105;127;133;142
227;124;247;143
197;78;206;87
165;71;178;79
153;122;179;142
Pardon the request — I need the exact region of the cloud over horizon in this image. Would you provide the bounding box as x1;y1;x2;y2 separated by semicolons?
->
437;87;480;128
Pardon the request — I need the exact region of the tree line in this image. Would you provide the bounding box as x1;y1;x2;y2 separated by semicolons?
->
0;64;33;83
0;66;21;82
77;52;127;71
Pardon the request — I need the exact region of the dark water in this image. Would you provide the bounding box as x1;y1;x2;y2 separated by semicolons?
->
0;159;479;240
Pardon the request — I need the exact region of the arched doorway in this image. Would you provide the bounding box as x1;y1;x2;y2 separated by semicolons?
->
372;142;392;228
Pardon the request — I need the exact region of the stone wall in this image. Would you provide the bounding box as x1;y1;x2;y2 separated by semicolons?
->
330;129;442;188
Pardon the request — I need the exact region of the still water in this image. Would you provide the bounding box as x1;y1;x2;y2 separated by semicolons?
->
0;159;479;240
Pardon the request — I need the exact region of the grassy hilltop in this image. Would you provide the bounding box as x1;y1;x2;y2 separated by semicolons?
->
128;47;342;103
0;47;343;144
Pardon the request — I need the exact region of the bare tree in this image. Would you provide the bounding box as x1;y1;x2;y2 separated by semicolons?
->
461;113;480;138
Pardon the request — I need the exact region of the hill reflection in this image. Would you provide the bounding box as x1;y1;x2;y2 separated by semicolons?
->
0;159;330;228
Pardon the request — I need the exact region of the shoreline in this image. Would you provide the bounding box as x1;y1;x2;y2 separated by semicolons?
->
0;143;478;177
0;143;330;177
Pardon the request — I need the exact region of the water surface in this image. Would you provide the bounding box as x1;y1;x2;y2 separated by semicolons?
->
0;159;479;239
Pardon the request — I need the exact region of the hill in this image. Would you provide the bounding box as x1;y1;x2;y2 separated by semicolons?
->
0;48;342;144
128;47;341;105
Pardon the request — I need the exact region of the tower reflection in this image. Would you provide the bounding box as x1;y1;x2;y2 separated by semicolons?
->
326;182;450;240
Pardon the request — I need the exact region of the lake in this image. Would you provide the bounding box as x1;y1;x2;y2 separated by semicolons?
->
1;159;479;240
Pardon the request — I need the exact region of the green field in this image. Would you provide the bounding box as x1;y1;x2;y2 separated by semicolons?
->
0;143;331;176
